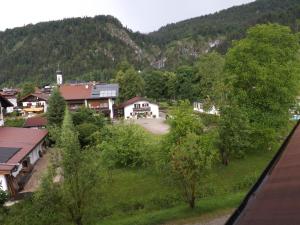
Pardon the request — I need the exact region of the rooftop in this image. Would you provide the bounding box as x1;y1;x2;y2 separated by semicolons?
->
226;121;300;225
23;117;48;128
0;127;48;173
60;83;119;100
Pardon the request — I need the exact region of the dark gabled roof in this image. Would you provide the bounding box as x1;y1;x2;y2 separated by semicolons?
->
19;93;49;102
225;121;300;225
119;96;150;108
0;95;13;107
23;117;48;128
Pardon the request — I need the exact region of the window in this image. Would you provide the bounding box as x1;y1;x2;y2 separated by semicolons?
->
134;104;140;109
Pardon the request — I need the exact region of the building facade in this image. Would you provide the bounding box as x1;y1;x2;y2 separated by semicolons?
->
59;83;119;119
120;97;159;119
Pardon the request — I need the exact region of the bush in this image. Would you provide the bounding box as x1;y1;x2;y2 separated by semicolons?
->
98;124;153;169
76;122;99;146
0;188;8;207
4;118;25;127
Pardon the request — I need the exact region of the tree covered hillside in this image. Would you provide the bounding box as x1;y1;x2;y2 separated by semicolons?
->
150;0;300;45
0;15;157;85
1;0;300;85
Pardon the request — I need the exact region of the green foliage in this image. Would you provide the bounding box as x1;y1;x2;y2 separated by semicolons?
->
76;122;99;147
170;132;217;208
221;24;300;162
167;100;203;144
116;66;145;102
175;66;196;101
58;109;102;225
72;107;106;127
0;188;8;207
4;118;25;127
46;88;66;127
218;106;251;164
194;51;225;107
150;0;300;47
20;82;35;98
96;124;153;169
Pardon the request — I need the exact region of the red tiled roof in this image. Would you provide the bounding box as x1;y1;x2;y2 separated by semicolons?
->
0;127;48;173
120;96;149;108
23;117;48;128
226;121;300;225
59;84;92;100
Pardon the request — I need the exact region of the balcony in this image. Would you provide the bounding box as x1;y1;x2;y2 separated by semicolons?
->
133;107;151;112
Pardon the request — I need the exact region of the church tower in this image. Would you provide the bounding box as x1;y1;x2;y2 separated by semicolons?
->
56;65;63;86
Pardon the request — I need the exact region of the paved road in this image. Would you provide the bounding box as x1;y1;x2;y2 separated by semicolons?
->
133;117;170;135
186;215;230;225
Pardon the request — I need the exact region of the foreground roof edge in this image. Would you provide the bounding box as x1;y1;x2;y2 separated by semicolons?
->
225;120;300;225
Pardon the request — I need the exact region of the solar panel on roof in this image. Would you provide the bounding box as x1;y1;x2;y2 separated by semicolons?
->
0;147;21;163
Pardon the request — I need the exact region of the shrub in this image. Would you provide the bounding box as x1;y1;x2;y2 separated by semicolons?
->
98;124;153;169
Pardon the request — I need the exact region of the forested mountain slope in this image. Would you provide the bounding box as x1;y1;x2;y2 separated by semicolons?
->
0;16;157;85
150;0;300;45
1;0;300;86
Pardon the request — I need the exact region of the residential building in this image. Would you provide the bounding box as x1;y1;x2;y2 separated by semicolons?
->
0;95;13;126
19;92;49;115
119;96;159;119
0;127;48;196
0;88;19;113
193;101;219;115
59;83;119;119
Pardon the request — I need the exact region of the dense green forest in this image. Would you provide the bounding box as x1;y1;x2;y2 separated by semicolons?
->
0;0;300;86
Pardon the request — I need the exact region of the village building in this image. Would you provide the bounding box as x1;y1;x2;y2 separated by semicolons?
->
0;127;48;196
193;101;219;115
0;88;19;113
118;96;159;119
23;116;48;129
19;92;49;116
59;83;119;119
0;95;13;126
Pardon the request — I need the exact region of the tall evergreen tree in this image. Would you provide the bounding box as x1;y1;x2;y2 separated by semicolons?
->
47;88;66;127
59;109;101;225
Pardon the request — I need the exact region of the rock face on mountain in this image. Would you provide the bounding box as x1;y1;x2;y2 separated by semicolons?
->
0;0;299;85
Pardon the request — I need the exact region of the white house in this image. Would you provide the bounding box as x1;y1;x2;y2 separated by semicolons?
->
19;93;49;115
120;96;159;119
0;127;48;196
0;89;18;113
193;102;219;115
0;95;14;126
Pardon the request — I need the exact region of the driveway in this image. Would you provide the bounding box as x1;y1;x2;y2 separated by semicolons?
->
133;116;170;135
21;151;51;193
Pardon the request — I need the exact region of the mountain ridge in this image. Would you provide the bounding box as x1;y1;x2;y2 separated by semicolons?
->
1;0;300;86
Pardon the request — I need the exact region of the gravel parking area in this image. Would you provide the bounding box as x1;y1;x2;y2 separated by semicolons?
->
133;117;170;135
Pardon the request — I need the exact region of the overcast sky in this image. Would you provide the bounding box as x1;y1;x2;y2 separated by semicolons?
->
0;0;255;33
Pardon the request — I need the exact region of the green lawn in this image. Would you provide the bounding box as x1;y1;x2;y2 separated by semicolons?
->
96;148;276;225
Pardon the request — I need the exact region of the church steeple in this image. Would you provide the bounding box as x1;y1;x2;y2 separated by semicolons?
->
56;64;63;86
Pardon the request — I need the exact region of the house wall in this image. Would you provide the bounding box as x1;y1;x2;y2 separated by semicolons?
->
6;98;17;113
0;174;8;191
124;101;159;119
193;102;219;115
11;142;44;177
22;101;47;112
